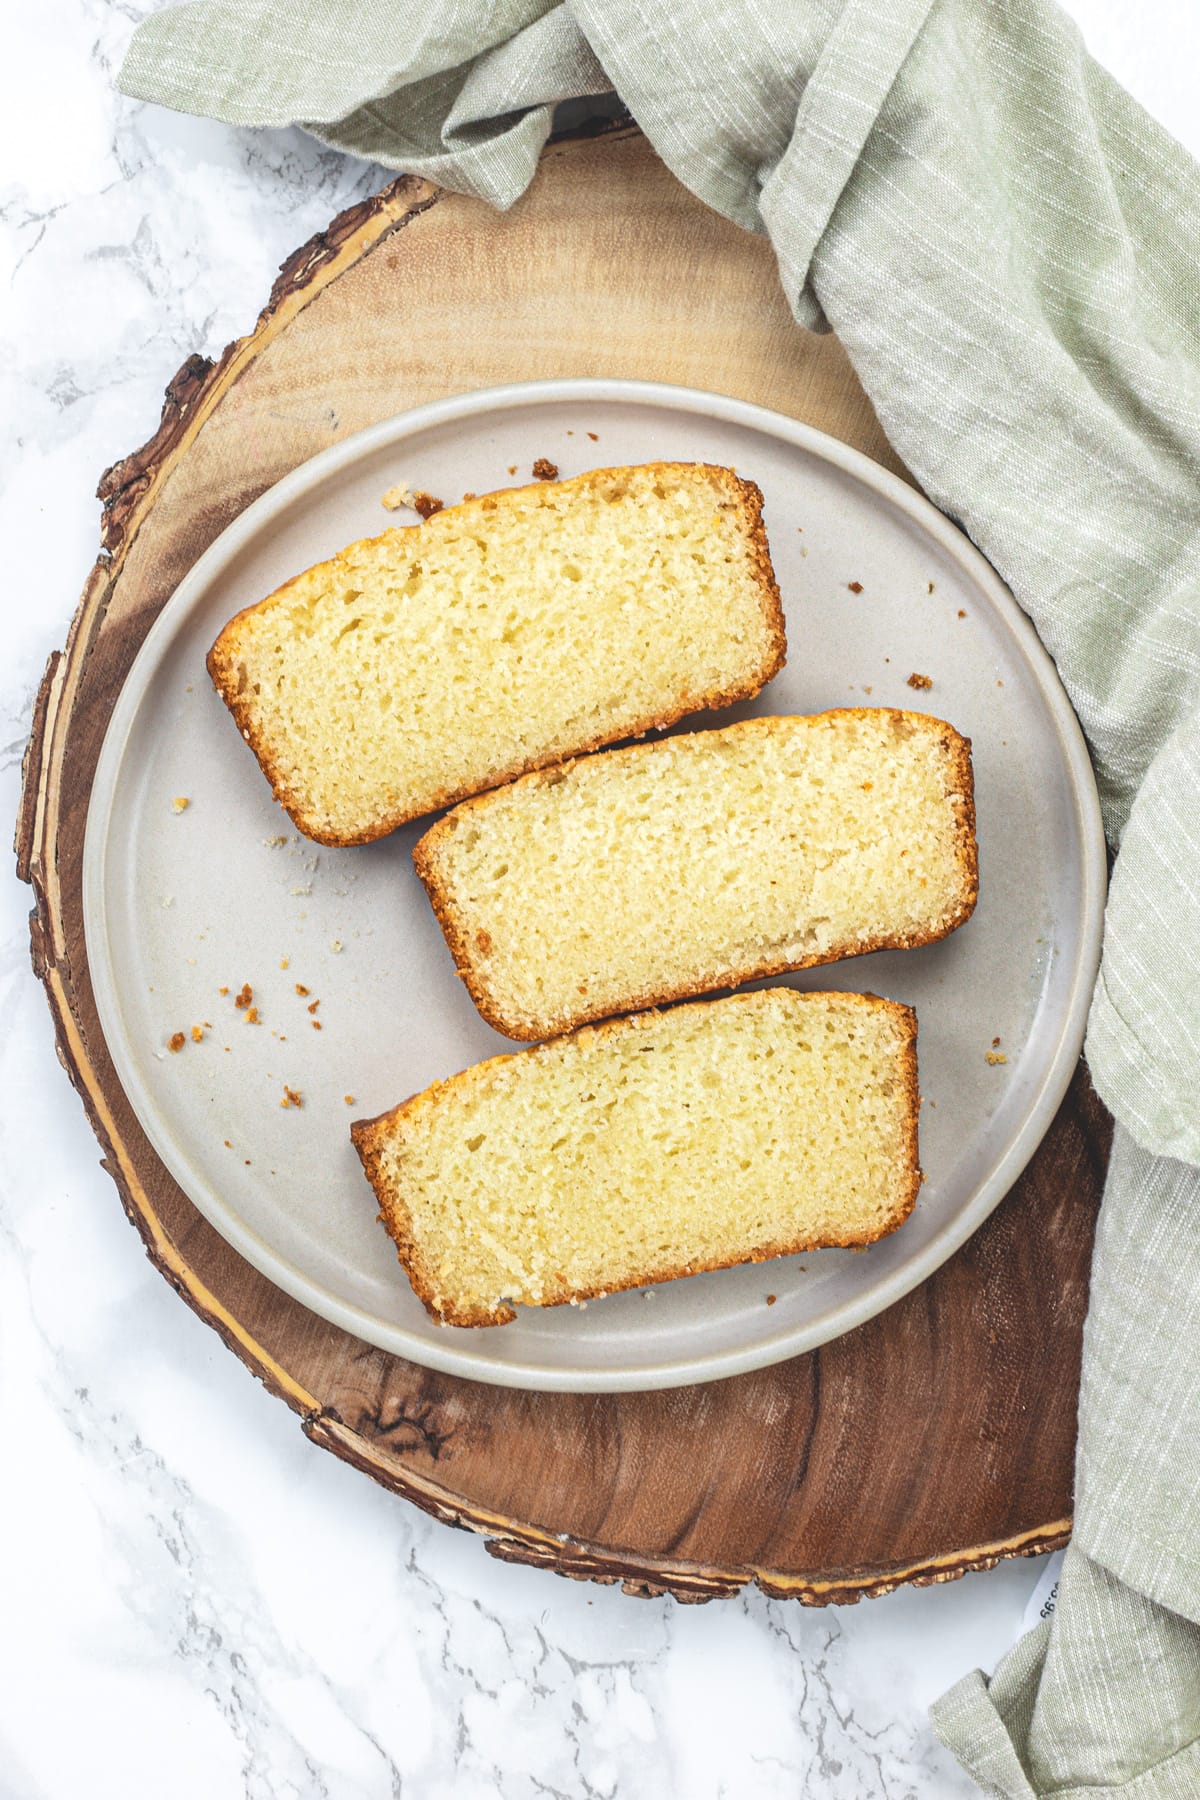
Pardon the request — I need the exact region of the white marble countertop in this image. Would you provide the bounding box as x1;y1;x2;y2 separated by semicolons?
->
3;4;1195;1795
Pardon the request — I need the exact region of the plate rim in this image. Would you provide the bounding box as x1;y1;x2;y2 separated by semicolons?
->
83;375;1108;1391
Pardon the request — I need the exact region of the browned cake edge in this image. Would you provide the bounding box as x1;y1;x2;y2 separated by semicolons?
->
207;462;786;847
414;709;978;1041
350;989;921;1328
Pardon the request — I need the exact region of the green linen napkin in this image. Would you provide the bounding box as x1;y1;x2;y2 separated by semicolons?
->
119;3;1200;1793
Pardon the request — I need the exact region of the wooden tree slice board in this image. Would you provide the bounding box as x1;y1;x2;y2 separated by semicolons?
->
18;126;1110;1604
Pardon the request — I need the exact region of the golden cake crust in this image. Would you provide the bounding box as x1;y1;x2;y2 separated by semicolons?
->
414;708;978;1041
351;989;921;1328
208;462;785;846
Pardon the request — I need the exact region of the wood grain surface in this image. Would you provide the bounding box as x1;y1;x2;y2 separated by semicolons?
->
17;124;1110;1604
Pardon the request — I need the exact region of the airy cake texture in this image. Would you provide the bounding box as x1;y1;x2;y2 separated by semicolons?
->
207;462;784;845
415;709;977;1040
351;988;920;1327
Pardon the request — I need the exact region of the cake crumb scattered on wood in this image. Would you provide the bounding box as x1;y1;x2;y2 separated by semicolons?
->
532;457;559;481
412;490;443;519
280;1086;303;1109
245;1007;260;1025
190;1025;205;1043
172;796;190;813
847;581;864;594
307;999;320;1014
380;482;413;511
907;672;933;690
234;983;253;1010
295;983;309;996
168;1031;186;1053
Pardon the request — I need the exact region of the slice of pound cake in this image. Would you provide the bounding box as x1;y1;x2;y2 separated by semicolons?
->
351;988;920;1327
207;462;784;845
415;709;977;1040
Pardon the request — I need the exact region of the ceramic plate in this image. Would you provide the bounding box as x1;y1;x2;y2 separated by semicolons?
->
84;379;1106;1391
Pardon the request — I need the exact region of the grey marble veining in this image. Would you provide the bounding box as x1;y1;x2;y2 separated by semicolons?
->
13;0;1187;1792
